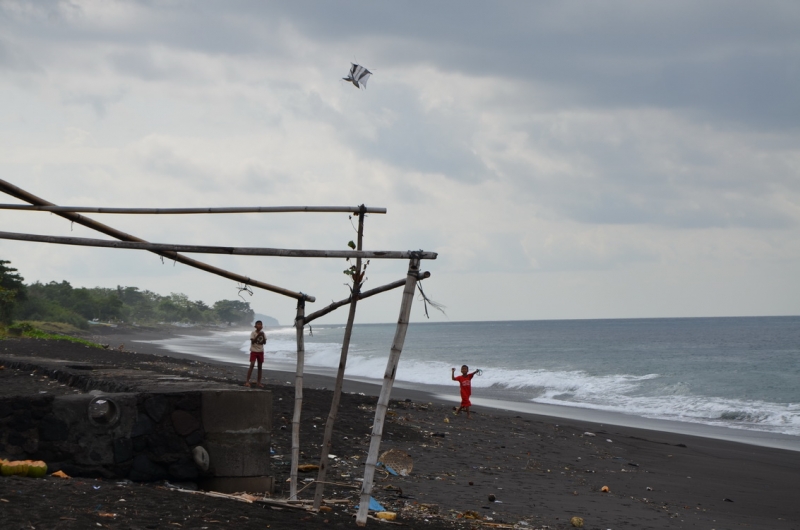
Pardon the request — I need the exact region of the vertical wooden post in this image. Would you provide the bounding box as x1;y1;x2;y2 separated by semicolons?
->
313;206;366;509
356;258;420;526
289;297;306;500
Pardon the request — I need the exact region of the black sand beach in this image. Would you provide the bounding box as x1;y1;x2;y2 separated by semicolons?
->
1;327;799;529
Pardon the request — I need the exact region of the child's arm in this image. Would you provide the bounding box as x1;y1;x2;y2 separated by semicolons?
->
470;370;479;376
451;368;458;381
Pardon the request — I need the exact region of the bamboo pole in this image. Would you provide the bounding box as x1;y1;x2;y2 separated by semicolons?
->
0;204;387;215
289;298;306;500
312;206;366;509
356;258;421;526
0;231;438;261
0;180;316;301
303;273;429;325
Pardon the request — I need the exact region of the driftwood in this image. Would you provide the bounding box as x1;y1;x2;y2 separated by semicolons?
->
0;231;437;261
0;179;315;301
0;204;387;215
313;206;366;510
289;299;306;500
166;487;257;503
356;258;421;526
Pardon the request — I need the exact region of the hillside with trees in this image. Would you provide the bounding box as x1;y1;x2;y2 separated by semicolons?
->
0;259;259;329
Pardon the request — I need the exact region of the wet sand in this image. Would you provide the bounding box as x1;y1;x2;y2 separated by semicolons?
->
1;328;799;529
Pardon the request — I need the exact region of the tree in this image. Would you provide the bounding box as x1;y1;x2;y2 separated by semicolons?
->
0;260;26;324
213;299;254;326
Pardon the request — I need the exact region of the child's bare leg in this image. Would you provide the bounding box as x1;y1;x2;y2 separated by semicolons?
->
256;361;264;387
245;362;255;386
466;407;471;419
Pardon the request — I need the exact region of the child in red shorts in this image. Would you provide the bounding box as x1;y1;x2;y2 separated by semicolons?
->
245;320;267;388
451;365;479;418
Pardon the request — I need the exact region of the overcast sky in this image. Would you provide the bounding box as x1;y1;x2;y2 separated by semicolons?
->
1;1;798;325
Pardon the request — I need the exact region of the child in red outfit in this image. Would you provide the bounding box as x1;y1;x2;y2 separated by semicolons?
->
451;365;479;418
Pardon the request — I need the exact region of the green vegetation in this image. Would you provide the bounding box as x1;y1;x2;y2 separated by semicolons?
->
4;321;102;348
0;259;255;330
0;260;26;324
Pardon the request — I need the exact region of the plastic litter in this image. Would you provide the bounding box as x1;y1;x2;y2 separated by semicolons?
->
354;496;386;512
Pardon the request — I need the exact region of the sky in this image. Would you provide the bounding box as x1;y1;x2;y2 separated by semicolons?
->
0;0;798;325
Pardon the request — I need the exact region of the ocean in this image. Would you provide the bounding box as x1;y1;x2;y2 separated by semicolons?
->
138;316;800;450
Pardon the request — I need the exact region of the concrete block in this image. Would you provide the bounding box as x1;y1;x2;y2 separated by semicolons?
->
200;391;272;480
201;390;272;434
204;432;270;476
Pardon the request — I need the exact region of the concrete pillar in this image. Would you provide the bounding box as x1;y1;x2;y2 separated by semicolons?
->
199;390;273;493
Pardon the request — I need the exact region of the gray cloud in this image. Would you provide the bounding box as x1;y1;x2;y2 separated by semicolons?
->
1;0;799;320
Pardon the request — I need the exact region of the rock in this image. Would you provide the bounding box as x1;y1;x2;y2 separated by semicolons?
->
570;516;584;527
39;414;69;442
171;410;200;436
488;494;496;502
143;395;168;422
174;394;201;411
192;446;210;472
113;438;133;464
184;428;204;446
600;485;610;492
131;415;154;437
169;457;200;481
129;455;167;482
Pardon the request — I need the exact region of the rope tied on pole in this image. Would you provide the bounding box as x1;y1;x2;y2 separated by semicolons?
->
417;280;446;319
237;280;254;302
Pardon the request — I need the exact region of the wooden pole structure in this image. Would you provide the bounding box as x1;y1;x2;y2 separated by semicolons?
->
303;272;429;325
0;231;437;261
356;258;421;526
312;206;366;509
0;180;316;301
0;204;387;215
289;297;306;500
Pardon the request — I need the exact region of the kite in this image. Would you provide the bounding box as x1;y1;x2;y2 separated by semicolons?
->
344;63;372;89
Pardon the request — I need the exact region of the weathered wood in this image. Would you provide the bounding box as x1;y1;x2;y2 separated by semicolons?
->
304;277;418;324
313;206;366;510
356;258;421;526
0;180;316;301
0;231;438;261
289;299;306;500
0;203;387;215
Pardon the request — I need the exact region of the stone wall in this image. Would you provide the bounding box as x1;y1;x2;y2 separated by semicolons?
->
0;389;272;490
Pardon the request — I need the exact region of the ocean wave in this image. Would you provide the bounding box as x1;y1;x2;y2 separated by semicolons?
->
150;330;800;438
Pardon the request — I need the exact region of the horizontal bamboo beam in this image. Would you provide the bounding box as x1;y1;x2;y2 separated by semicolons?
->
303;271;430;325
0;179;315;302
0;204;387;215
0;231;438;260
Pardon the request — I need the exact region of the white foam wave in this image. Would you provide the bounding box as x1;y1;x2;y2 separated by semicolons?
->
145;331;800;438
